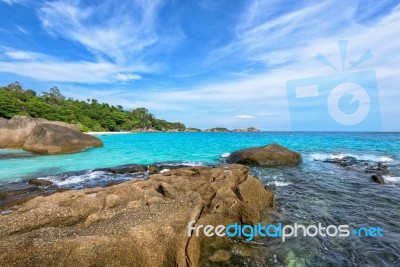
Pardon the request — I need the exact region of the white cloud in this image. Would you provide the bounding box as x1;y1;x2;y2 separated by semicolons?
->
0;46;149;83
235;115;255;119
0;0;183;84
37;0;162;65
0;56;149;83
5;50;47;60
1;0;31;5
90;2;400;130
113;73;142;83
0;60;115;83
1;0;399;130
16;25;29;35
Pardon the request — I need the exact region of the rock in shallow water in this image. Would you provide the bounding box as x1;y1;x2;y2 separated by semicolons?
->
95;164;148;174
226;144;301;166
0;164;275;267
23;123;103;154
0;183;39;208
320;156;392;184
0;116;102;155
371;174;385;184
27;178;53;187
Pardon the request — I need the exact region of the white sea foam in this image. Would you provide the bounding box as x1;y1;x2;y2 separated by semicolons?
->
181;161;206;166
42;171;107;186
220;152;231;158
161;161;206;167
160;169;170;173
309;153;394;163
267;181;293;187
383;176;400;184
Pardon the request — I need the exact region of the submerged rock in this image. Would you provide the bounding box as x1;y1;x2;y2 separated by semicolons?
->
0;116;102;155
0;164;275;267
371;174;385;184
27;178;53;187
365;162;390;175
95;163;207;176
320;156;391;184
0;151;35;160
95;164;148;174
0;183;41;208
322;156;359;167
226;144;301;166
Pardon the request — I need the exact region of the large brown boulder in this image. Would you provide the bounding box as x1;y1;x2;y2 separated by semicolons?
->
226;143;301;166
0;116;102;154
0;116;48;148
23;123;102;154
0;164;275;267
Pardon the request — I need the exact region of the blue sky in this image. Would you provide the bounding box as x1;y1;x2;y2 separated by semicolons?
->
0;0;399;130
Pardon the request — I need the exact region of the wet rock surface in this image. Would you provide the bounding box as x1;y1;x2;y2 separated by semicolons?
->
0;163;214;209
0;151;36;159
371;174;385;184
319;156;392;184
0;164;275;267
27;178;53;186
0;182;59;209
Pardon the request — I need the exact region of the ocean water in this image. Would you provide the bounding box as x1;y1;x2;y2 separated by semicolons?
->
1;132;400;266
1;132;399;183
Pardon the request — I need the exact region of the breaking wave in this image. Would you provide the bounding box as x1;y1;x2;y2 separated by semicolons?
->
308;153;394;163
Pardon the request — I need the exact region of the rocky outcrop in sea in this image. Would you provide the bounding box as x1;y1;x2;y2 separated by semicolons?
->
226;144;302;166
318;155;393;184
205;127;261;132
0;116;103;154
232;127;261;132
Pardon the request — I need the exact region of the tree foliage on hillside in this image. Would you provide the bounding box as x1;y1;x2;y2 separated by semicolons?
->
0;82;186;132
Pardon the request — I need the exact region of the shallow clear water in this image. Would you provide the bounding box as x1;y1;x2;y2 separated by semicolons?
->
1;132;400;266
1;132;399;182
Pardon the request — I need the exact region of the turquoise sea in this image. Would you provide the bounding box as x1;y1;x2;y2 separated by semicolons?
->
1;132;399;183
1;132;400;266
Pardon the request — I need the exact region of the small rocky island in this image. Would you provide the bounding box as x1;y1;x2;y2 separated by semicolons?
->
135;126;262;132
205;127;260;132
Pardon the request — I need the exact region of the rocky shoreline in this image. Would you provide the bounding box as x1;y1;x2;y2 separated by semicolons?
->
0;144;301;209
0;135;395;266
0;164;275;267
0;142;294;266
0;163;194;209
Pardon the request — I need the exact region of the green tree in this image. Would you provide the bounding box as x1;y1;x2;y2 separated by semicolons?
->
0;82;187;132
0;91;20;118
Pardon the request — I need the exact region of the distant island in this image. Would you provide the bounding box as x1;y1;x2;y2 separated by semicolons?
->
204;127;260;132
0;82;260;133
